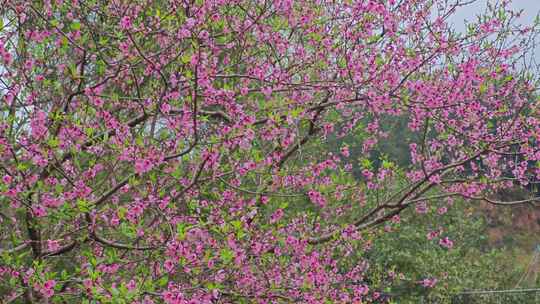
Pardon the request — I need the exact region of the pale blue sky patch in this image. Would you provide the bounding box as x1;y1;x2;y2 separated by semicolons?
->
448;0;540;32
443;0;540;77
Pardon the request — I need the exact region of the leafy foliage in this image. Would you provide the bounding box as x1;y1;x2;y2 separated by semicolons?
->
1;0;540;303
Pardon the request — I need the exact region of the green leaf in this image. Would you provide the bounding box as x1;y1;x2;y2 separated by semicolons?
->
479;83;487;94
176;223;188;240
96;59;106;76
149;171;157;183
77;199;90;212
231;220;242;231
382;160;394;169
158;277;168;287
70;21;81;31
47;137;59;148
118;207;127;219
360;158;372;169
171;166;182;179
181;54;191;64
291;107;302;118
375;56;384;66
220;248;234;264
85;127;95;137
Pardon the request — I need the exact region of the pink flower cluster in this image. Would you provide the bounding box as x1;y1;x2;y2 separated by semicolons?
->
307;190;327;207
439;237;454;249
34;280;56;298
421;277;438;288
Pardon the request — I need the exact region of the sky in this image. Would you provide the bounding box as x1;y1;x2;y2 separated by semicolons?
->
448;0;540;31
445;0;540;70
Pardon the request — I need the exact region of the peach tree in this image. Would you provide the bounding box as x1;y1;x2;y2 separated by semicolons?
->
1;0;540;303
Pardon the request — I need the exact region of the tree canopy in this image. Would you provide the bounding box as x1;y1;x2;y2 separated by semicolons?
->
1;0;540;303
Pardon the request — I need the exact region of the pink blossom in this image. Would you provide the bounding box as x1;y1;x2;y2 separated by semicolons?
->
240;86;249;95
135;159;153;174
160;103;171;114
307;190;327;208
270;208;284;224
439;237;454;249
43;280;56;290
120;16;132;30
127;279;136;291
261;87;273;99
341;145;350;157
415;202;428;214
421;277;438;288
426;230;439;240
437;207;448;215
38;280;56;298
47;240;60;252
33;205;47;217
2;174;12;184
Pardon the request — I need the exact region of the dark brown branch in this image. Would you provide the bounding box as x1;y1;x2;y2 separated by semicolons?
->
25;209;41;258
171;156;210;202
0;243;29;255
91;232;160;251
276;93;331;168
308;148;488;244
92;174;133;207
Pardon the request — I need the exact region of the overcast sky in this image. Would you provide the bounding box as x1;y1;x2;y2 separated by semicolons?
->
448;0;540;31
445;0;540;69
